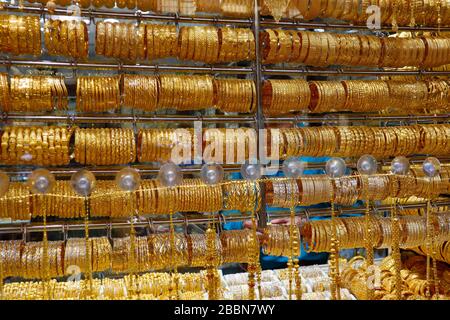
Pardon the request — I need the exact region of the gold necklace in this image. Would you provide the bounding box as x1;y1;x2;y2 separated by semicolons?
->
363;176;374;300
264;0;292;22
329;183;341;300
391;198;403;300
168;196;180;300
206;216;220;300
83;196;93;299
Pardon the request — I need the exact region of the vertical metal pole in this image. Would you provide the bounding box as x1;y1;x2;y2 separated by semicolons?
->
253;0;267;228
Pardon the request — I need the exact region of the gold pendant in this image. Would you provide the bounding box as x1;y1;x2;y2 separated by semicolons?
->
264;0;291;22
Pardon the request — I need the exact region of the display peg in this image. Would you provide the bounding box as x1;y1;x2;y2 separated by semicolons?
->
357;155;378;175
27;169;55;195
71;169;96;197
116;167;141;192
325;157;347;178
282;158;306;179
158;162;183;187
391;156;410;175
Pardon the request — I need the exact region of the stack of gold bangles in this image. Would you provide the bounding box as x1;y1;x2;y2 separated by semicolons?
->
44;0;450;27
0;230;253;278
276;124;450;158
123;75;159;112
214;78;257;113
301;213;450;253
76;76;121;112
0;15;41;56
277;0;450;27
5;75;68;112
95;22;255;63
220;229;254;264
412;241;450;265
262;225;295;257
262;30;450;68
0;126;72;166
95;21;149;61
1;172;448;219
0;177;262;219
74;128;136;165
1;271;206;300
0;182;31;220
44;19;89;59
158;75;214;110
31;181;86;219
137;128;257;163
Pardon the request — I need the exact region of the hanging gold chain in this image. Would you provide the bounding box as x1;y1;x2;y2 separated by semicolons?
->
42;194;50;300
391;199;402;300
168;196;180;300
206;210;220;300
363;176;374;300
84;197;93;299
329;182;341;300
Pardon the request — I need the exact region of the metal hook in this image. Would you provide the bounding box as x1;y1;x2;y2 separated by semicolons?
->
148;217;155;234
117;61;123;75
220;213;227;228
2;57;12;73
183;214;189;236
372;204;380;216
337;206;344;217
88;8;95;26
430;201;439;211
22;224;27;242
303;208;311;222
71;60;78;80
132;113;139;136
1;111;8;122
145;217;152;236
107;221;113;241
67;113;76;130
135;10;142;25
174;12;180;34
62;224;68;242
217;213;225;232
40;3;46;22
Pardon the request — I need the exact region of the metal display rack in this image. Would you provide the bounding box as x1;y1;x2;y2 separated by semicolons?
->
4;2;450;31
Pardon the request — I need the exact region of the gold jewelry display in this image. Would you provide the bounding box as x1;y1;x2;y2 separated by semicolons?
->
0;126;72;166
76;76;120;112
278;124;450;159
301;213;450;253
2;1;450;302
123;75;159;112
262;30;450;68
342;254;450;300
44;18;88;59
0;270;206;300
219;0;253;17
6;75;68;112
0;15;41;56
94;22;254;63
263;0;291;22
74;128;136;165
137;128;257;163
0;172;449;220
